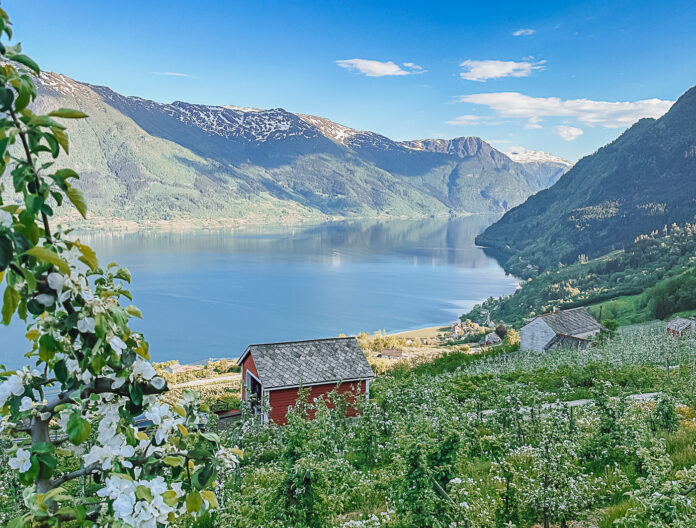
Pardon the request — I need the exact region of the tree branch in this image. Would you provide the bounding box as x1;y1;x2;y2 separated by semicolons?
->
50;462;100;488
9;108;52;244
43;377;166;414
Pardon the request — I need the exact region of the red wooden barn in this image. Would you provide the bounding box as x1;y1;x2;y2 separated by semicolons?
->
238;337;375;425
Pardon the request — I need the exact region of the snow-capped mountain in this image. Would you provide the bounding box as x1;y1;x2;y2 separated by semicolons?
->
504;147;573;188
505;147;572;165
32;71;570;223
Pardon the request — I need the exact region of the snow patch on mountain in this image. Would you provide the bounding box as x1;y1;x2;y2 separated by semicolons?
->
505;147;571;166
38;71;93;97
298;114;360;144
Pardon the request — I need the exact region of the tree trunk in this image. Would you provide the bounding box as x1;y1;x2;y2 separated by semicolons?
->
30;416;52;494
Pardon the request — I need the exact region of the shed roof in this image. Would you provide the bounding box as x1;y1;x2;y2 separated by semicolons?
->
534;307;604;336
238;337;375;390
667;317;693;332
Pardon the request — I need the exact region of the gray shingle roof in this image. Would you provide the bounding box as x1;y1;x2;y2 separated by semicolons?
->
538;307;605;336
239;337;375;390
667;317;693;332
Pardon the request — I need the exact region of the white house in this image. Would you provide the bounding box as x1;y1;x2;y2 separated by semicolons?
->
520;307;605;353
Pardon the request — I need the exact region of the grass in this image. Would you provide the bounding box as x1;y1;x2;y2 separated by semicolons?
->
664;428;696;469
598;501;632;528
588;293;649;326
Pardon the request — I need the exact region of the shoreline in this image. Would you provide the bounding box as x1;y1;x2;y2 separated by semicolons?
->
50;211;476;233
388;324;452;339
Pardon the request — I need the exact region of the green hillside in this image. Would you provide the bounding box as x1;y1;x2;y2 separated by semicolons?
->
464;221;696;327
476;85;696;278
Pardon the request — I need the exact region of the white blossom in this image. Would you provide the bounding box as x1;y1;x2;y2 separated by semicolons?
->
19;397;34;412
0;374;26;407
35;294;55;306
132;360;156;381
77;317;95;334
109;336;127;356
9;448;32;473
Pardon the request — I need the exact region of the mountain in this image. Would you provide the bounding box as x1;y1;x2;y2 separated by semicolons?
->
504;147;572;189
476;86;695;278
30;71;570;224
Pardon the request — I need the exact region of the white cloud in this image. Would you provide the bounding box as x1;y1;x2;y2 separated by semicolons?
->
524;116;543;129
456;92;674;128
512;28;536;36
152;71;191;77
445;115;484;125
336;59;426;77
459;60;545;82
553;125;584;141
445;114;502;126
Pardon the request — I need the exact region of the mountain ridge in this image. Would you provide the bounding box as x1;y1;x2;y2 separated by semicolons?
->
30;70;572;224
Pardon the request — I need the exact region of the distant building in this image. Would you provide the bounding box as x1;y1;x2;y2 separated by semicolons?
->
666;317;696;337
237;337;375;425
451;323;465;339
480;332;502;346
520;307;605;353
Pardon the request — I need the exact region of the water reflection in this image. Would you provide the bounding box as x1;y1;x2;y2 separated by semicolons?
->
1;216;517;367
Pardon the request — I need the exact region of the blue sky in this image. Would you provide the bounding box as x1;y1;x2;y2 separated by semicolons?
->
4;0;695;161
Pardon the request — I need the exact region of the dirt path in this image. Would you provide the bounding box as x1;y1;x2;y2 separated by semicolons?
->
478;392;660;416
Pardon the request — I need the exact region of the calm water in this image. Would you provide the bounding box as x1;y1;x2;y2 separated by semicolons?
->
1;217;518;368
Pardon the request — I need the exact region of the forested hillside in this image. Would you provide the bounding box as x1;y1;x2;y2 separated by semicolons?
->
464;221;696;327
476;85;695;278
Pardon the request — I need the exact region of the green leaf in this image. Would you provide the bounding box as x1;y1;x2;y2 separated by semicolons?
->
7;515;29;528
29;115;64;129
66;185;87;218
126;305;142;319
192;463;216;490
200;490;218;509
18;456;39;485
53;168;79;180
74;241;98;271
162;490;178;507
0;87;14;112
129;382;143;406
9;53;40;74
31;442;55;455
39;334;58;361
66;413;91;446
135;485;154;502
24;246;70;274
2;286;20;325
115;268;132;283
25;194;44;215
51;127;69;154
48;108;88;119
54;359;67;383
186;491;202;513
162;455;185;467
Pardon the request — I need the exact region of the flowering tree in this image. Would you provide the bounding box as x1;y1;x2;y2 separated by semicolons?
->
0;6;236;527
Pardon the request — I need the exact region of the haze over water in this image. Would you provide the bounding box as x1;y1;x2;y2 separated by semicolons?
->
1;216;518;368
